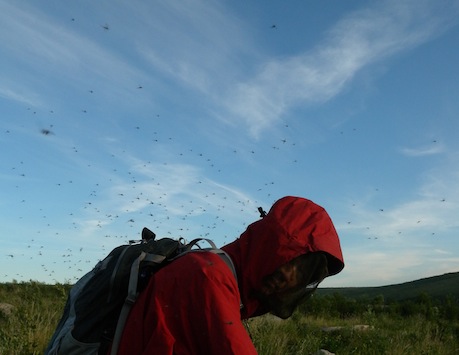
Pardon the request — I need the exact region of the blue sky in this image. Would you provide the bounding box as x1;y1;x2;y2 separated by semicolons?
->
1;0;459;287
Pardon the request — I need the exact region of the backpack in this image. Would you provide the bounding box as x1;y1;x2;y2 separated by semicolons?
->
45;227;237;355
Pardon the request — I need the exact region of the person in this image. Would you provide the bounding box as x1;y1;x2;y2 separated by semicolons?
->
116;196;344;354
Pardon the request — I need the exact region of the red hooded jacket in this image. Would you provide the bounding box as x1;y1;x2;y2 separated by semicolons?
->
116;196;344;354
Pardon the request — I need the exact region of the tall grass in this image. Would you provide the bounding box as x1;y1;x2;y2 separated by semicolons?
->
1;282;458;354
0;282;69;355
248;312;459;354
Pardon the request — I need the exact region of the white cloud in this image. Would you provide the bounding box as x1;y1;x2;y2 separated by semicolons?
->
330;152;459;286
71;150;261;244
135;0;251;96
331;249;424;287
224;0;459;137
0;85;43;107
327;244;459;287
343;193;456;243
433;249;451;255
0;1;150;108
400;143;446;157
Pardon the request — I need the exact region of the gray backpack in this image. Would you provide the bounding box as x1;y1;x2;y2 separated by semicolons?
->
45;228;236;355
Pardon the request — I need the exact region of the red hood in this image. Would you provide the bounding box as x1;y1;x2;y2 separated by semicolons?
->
222;196;344;319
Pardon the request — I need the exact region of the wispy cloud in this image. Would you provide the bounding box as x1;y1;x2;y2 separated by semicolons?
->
400;143;446;157
115;156;259;218
74;150;261;243
0;85;43;107
343;168;459;240
224;0;459;137
0;1;150;108
135;0;252;95
332;153;459;286
329;243;459;287
433;249;452;255
329;249;424;286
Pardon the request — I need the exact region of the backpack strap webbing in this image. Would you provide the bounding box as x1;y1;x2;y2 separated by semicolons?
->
185;238;218;250
208;248;242;310
110;251;164;355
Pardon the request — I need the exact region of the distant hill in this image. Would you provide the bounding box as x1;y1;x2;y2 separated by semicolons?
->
317;271;459;302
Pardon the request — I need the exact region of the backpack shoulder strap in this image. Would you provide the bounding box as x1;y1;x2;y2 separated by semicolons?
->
110;239;179;355
208;248;242;310
179;240;242;309
110;237;183;355
208;249;238;285
110;251;147;355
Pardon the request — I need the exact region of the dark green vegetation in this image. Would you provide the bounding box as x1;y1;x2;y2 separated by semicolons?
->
317;271;459;302
1;272;458;354
0;282;71;355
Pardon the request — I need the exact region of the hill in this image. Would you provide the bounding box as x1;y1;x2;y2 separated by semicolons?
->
1;271;458;304
318;271;459;301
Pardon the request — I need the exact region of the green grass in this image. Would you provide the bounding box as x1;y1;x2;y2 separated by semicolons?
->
0;282;70;355
1;282;458;354
248;313;459;354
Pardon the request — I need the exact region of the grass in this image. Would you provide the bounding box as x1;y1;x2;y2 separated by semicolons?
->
0;282;70;355
248;313;459;354
1;282;458;354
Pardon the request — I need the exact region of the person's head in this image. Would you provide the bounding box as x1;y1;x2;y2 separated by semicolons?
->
256;252;329;319
222;196;344;319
